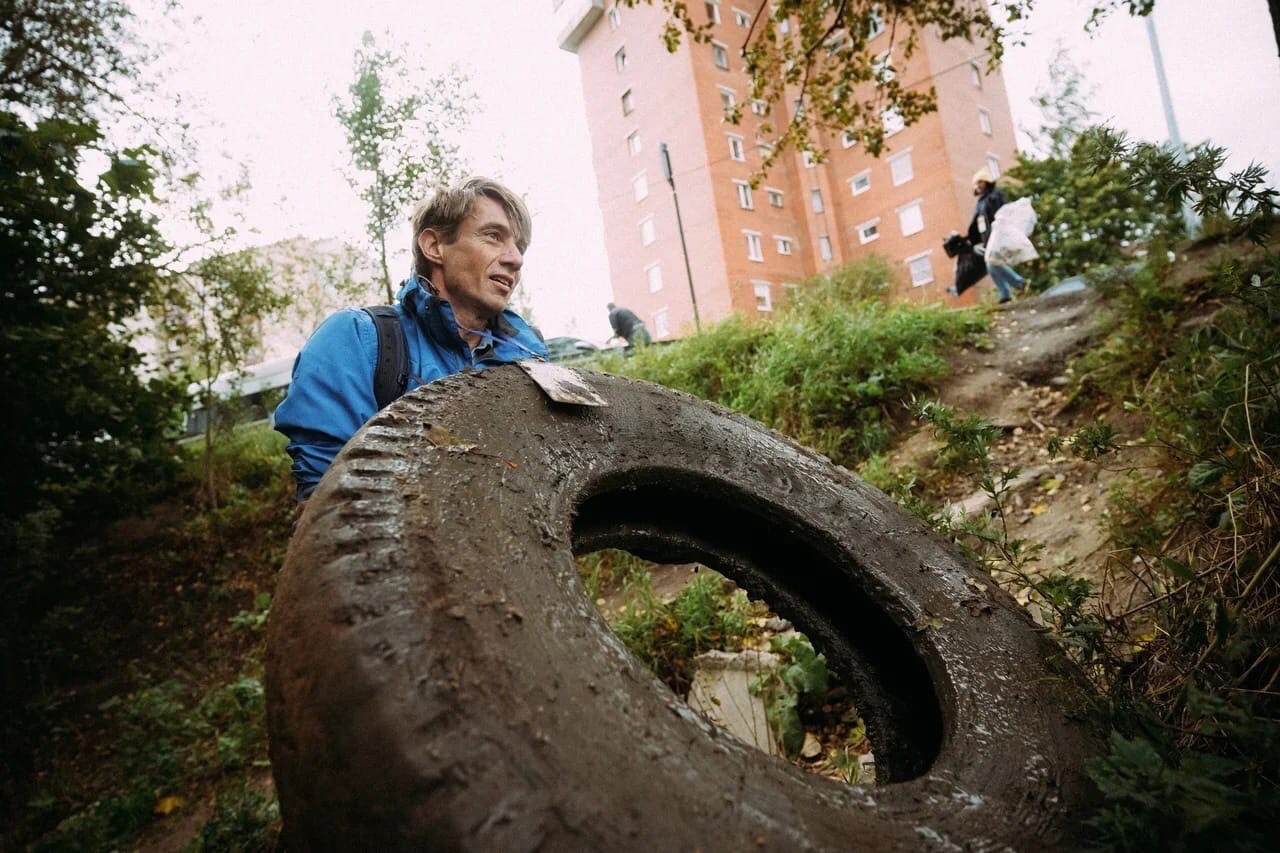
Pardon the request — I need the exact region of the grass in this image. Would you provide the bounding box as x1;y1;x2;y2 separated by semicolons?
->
597;255;986;468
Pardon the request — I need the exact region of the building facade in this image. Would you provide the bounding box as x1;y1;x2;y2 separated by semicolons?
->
555;0;1020;339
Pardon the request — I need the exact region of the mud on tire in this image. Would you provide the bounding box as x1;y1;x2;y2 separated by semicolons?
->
266;365;1103;851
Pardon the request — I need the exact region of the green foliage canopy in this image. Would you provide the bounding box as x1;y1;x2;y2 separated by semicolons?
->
631;0;1165;166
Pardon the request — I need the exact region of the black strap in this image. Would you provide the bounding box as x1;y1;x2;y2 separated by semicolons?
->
363;306;409;411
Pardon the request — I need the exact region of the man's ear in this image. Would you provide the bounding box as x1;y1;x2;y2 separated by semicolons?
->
418;229;444;266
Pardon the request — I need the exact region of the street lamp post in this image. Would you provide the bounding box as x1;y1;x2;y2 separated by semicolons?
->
659;142;701;334
1145;13;1200;236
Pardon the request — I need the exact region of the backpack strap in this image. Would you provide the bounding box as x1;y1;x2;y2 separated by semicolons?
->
363;305;409;411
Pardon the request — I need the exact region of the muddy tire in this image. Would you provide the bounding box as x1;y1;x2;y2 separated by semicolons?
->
266;365;1103;851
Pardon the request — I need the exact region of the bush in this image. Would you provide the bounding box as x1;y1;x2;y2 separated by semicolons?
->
609;257;984;467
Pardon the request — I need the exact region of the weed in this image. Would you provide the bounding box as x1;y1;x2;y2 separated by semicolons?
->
751;634;831;757
610;570;766;696
189;783;279;852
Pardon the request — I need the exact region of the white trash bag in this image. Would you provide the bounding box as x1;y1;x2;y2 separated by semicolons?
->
985;197;1038;266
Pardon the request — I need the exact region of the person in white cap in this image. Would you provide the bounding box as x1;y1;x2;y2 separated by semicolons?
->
966;168;1027;303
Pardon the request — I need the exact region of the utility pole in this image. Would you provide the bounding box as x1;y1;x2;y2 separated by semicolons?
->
1145;13;1200;235
660;142;701;334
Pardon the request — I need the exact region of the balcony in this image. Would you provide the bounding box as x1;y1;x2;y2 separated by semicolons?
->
554;0;604;53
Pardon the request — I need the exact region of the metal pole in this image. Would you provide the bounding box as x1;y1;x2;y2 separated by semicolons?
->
660;142;701;334
1145;14;1199;235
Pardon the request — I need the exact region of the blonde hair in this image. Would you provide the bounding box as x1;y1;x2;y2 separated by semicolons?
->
410;177;532;278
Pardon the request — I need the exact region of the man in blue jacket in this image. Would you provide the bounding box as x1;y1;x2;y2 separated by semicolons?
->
274;176;548;500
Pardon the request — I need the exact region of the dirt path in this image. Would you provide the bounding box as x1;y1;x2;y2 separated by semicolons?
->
895;289;1127;592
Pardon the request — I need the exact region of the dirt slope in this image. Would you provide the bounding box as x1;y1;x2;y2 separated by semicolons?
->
890;289;1126;593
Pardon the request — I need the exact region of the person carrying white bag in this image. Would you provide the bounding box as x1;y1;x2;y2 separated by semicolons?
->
965;169;1033;303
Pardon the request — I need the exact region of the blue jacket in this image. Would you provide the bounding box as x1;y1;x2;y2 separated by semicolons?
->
274;277;548;499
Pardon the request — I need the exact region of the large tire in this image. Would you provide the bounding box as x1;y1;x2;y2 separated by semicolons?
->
266;365;1103;851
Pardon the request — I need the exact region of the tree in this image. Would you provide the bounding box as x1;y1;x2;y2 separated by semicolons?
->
153;244;286;508
635;0;1277;168
0;0;136;119
335;31;472;302
1004;48;1184;285
0;3;181;526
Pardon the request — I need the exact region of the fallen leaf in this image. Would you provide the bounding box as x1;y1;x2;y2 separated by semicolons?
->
801;732;823;759
1029;503;1048;515
424;423;476;451
154;796;184;816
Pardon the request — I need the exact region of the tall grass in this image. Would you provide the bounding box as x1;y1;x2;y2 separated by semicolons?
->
604;256;985;467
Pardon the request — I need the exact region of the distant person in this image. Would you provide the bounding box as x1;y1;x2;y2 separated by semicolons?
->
607;302;652;347
274;176;547;501
966;168;1027;303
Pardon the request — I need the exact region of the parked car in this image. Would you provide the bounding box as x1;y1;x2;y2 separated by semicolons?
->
543;336;600;363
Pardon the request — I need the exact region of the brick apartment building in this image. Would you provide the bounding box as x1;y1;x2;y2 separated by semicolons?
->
554;0;1019;339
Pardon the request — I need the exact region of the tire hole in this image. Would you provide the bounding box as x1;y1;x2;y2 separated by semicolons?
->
570;471;943;782
576;548;879;786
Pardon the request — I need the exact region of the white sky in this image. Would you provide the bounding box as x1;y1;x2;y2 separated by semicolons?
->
143;0;1280;345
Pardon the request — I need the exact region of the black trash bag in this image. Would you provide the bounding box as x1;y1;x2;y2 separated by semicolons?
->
954;248;987;295
942;231;968;258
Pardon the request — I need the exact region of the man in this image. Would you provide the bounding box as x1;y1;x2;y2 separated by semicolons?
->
274;176;548;500
606;302;652;347
966;168;1027;303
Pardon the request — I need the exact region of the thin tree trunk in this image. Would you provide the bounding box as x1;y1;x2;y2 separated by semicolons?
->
379;232;392;303
1270;0;1280;63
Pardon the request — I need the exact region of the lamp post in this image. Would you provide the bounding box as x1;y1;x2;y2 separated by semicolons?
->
659;142;701;334
1145;13;1200;236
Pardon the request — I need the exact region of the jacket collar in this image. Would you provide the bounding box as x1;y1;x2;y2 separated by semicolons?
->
396;276;528;354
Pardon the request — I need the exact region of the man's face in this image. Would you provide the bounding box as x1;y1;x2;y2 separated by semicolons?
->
419;196;524;326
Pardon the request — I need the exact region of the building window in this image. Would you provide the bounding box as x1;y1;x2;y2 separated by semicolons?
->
766;188;783;207
818;235;833;261
753;280;773;312
782;282;800;302
705;0;720;24
627;130;641;156
727;134;745;161
621;89;634;115
647;263;663;293
898;200;924;236
802;150;817;168
632;172;648;201
841;129;858;148
987;153;1001;179
653;308;669;338
906;251;934;286
719;86;736;114
615;46;627;72
758;141;774;159
969;61;982;88
856;218;880;244
640;216;655;246
778;18;790;34
810;188;824;213
872;51;895;83
775;236;793;255
745;231;763;261
751;99;768;116
712;41;729;69
850;170;871;195
889;149;914;185
608;5;621;29
978;107;992;136
734;8;751;27
867;5;885;39
734;180;753;209
882;104;904;136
